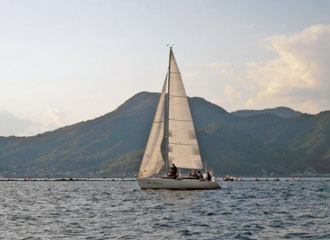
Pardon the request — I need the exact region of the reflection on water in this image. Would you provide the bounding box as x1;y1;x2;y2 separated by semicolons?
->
0;180;329;239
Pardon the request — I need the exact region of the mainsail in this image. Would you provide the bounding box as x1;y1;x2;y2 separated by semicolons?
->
168;50;203;170
138;78;167;179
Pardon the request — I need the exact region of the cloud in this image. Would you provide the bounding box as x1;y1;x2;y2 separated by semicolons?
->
0;109;66;136
42;109;66;129
210;62;234;75
245;25;330;113
182;72;199;80
0;110;34;136
224;85;242;103
208;62;248;111
24;109;66;135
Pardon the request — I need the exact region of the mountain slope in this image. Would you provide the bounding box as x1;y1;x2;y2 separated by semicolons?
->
232;107;302;118
0;92;329;177
0;92;159;176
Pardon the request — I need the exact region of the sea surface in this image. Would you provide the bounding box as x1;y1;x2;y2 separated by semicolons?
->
0;179;329;239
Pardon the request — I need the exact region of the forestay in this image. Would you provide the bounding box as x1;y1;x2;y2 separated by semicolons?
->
138;78;167;179
168;51;203;170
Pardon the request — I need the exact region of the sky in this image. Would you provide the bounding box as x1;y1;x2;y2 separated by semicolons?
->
1;0;330;136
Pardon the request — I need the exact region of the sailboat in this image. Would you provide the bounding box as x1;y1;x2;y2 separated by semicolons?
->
137;48;220;190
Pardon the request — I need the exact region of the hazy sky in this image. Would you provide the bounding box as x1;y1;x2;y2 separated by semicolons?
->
1;0;330;136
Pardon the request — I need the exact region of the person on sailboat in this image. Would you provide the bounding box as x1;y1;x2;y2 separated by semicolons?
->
169;164;177;178
197;171;202;179
206;171;211;181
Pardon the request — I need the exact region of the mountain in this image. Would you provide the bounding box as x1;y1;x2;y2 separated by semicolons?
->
232;107;302;118
0;92;329;177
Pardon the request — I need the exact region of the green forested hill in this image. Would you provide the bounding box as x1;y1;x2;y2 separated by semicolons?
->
0;92;329;177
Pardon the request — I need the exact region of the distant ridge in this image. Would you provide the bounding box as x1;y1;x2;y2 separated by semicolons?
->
0;92;329;177
232;107;302;118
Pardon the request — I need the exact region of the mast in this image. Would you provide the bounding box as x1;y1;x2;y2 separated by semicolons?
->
165;46;172;175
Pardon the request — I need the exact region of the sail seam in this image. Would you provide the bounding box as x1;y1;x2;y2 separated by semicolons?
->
169;119;192;122
169;95;187;98
169;142;199;146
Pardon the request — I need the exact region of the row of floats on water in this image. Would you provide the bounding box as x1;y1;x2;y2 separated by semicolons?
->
0;178;135;181
1;176;327;181
221;176;316;181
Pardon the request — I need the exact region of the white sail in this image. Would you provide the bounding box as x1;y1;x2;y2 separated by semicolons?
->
138;78;167;179
168;51;203;170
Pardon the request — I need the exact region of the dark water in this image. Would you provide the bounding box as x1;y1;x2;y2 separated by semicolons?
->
0;180;329;239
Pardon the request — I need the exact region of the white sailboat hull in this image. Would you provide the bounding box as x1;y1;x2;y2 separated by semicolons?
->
137;177;220;190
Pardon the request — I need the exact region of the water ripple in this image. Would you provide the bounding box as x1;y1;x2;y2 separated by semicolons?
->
0;180;329;239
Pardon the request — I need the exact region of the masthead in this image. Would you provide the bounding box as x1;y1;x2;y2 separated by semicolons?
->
166;44;175;50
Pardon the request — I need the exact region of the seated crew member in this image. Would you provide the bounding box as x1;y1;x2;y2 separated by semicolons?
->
197;171;202;179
